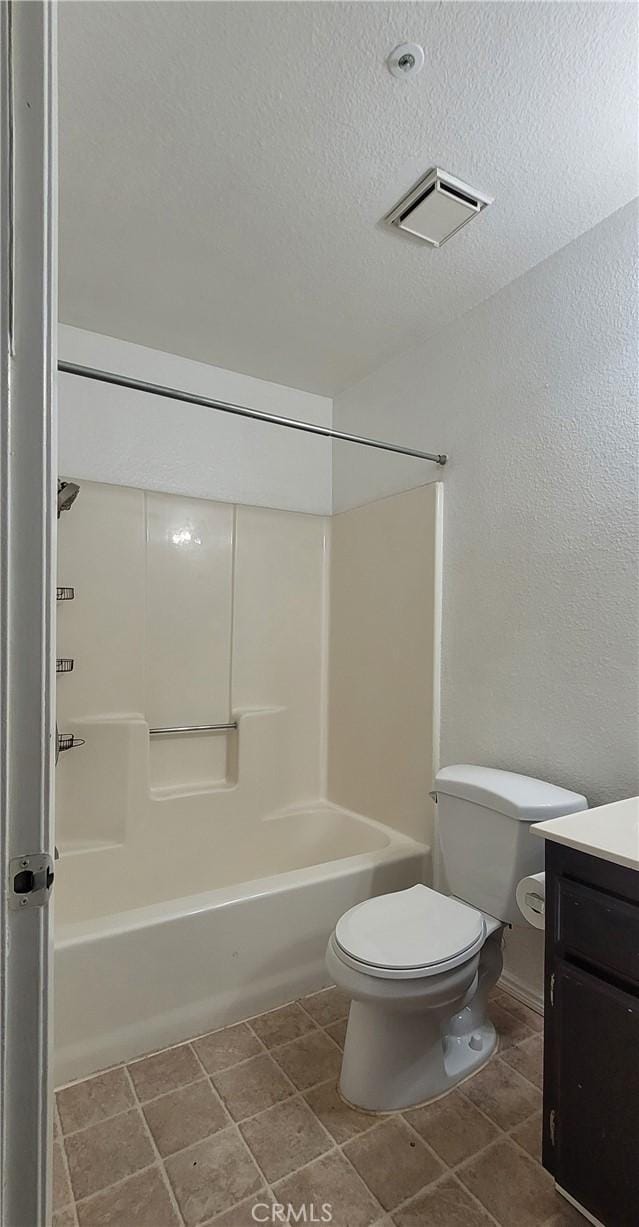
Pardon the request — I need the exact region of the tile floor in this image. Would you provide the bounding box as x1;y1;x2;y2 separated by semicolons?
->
53;985;584;1227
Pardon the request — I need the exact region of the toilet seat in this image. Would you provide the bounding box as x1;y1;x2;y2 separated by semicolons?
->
333;884;486;981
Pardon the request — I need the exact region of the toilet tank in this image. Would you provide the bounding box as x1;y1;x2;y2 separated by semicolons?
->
434;765;587;925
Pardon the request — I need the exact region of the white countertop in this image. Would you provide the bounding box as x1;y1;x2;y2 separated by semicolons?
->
532;796;639;871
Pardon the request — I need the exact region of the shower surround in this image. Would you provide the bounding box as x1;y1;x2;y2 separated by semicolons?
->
55;480;440;1083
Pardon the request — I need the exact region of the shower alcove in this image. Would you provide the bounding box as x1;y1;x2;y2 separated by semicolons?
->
55;475;441;1085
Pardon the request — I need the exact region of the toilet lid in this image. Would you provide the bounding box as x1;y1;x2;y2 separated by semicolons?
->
334;884;485;972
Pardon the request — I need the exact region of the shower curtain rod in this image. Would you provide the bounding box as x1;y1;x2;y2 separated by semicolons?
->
58;361;448;465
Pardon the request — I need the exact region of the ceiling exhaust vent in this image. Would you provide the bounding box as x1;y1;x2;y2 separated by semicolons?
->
386;168;493;247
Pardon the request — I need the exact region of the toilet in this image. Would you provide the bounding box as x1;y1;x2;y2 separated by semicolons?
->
327;765;587;1112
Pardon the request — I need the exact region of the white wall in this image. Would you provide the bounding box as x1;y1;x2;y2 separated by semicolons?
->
58;326;333;514
333;200;639;999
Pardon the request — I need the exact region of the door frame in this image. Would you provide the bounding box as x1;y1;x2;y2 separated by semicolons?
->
0;2;57;1223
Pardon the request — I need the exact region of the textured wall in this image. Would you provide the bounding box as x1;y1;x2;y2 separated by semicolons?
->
58;326;333;514
333;202;639;997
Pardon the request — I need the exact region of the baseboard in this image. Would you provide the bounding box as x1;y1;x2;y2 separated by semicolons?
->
499;970;544;1016
556;1186;604;1226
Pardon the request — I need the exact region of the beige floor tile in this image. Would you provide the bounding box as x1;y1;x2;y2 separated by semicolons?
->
500;1034;543;1089
461;1059;541;1130
344;1118;443;1212
75;1166;180;1227
273;1150;380;1227
458;1138;559;1227
64;1108;154;1201
272;1032;342;1090
240;1097;332;1182
499;996;544;1033
164;1127;262;1226
53;1142;73;1211
392;1175;495;1227
193;1023;262;1075
202;1189;272;1227
490;1003;535;1051
250;1002;318;1048
57;1069;134;1135
325;1019;348;1049
53;1208;77;1227
212;1053;293;1121
403;1089;499;1166
304;1081;376;1145
510;1112;542;1162
128;1044;202;1102
143;1078;229;1156
301;987;351;1027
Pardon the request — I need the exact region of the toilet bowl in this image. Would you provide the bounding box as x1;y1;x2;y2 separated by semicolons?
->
326;883;503;1112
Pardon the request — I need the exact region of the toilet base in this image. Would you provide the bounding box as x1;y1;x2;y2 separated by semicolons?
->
338;999;497;1112
338;1024;497;1117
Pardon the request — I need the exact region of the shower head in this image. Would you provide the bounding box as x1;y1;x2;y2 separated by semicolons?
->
57;480;80;517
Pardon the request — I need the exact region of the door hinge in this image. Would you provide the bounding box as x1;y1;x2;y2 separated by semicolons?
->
548;1108;556;1147
549;972;555;1006
8;853;54;909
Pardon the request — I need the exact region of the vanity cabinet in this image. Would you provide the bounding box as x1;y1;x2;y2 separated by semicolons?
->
543;842;639;1227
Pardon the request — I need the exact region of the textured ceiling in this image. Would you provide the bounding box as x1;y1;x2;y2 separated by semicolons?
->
59;1;638;395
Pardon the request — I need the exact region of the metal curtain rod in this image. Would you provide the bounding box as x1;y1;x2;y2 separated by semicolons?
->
58;361;448;465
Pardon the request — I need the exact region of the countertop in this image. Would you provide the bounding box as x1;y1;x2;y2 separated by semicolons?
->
532;796;639;872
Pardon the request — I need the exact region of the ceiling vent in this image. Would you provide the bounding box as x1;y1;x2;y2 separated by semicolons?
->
386;168;493;247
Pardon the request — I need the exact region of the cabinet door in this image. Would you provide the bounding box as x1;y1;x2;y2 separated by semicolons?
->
554;961;639;1227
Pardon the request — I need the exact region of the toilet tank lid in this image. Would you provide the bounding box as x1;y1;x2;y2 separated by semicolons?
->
434;765;588;822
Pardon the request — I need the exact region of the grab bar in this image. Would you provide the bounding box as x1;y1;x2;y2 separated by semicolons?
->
149;722;238;736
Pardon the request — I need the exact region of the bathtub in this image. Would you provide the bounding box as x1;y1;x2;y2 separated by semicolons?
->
54;802;428;1085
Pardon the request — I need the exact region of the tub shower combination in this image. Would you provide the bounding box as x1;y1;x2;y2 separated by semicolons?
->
54;464;441;1085
55;799;426;1085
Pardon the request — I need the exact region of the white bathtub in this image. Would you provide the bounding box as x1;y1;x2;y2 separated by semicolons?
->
54;803;428;1085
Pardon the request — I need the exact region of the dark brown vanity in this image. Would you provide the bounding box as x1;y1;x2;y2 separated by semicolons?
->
542;838;639;1227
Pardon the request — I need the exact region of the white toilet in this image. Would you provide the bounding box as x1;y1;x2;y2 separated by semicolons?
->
327;765;587;1112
